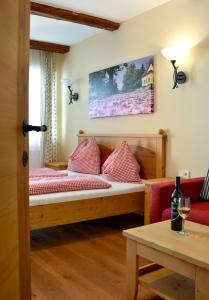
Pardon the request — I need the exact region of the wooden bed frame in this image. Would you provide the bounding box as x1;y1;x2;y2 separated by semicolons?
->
30;129;167;230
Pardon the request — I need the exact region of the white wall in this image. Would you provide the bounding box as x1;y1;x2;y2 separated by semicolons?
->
59;0;209;177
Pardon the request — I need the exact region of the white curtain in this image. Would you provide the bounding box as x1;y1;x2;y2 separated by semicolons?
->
29;50;57;167
29;50;42;167
40;51;57;163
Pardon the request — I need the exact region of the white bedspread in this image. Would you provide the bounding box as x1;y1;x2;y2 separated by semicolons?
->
30;170;145;206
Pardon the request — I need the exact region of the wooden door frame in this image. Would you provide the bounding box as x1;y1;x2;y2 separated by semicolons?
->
17;0;31;298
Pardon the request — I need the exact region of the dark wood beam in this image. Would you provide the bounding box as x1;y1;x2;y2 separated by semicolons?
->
31;2;120;31
30;40;70;54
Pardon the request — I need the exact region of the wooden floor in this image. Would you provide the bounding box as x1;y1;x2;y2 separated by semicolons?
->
31;214;162;300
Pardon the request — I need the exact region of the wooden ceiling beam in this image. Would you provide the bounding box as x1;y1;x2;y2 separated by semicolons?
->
31;2;120;31
30;40;70;54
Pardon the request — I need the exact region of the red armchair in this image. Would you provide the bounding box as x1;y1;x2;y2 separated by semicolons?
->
150;177;209;226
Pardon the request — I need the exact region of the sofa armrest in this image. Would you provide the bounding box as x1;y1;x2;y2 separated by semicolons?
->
150;177;204;223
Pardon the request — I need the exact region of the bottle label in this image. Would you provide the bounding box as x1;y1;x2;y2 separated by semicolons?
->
171;201;179;221
171;198;182;231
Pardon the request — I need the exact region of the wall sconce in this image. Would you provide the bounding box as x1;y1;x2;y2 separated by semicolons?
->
67;85;79;104
161;46;187;89
62;79;79;104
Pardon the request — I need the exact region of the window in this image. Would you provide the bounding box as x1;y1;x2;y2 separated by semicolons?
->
29;50;57;168
29;50;42;167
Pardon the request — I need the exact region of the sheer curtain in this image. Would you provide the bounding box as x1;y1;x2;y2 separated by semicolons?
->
40;51;57;164
29;50;57;167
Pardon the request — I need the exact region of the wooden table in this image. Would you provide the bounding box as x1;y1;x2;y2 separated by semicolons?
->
142;177;173;224
123;221;209;300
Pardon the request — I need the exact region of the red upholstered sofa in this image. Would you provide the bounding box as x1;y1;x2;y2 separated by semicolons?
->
150;177;209;226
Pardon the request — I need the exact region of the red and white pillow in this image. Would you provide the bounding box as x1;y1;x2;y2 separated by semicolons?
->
102;141;141;183
68;137;101;174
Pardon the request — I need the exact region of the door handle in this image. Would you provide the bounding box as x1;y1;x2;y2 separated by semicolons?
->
22;120;47;136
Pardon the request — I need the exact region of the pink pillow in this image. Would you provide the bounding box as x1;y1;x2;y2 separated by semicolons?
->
68;137;100;174
102;141;141;183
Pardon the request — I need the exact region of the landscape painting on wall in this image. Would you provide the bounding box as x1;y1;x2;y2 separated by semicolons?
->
89;55;154;118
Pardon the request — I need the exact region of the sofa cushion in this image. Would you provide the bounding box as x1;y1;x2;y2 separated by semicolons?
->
200;168;209;200
162;201;209;226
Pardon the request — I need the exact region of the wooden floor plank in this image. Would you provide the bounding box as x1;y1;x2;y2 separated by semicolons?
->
31;214;162;300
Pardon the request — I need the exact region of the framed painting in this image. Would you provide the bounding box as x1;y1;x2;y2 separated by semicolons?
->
89;55;154;118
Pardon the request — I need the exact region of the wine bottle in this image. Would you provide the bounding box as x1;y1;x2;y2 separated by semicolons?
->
171;176;182;231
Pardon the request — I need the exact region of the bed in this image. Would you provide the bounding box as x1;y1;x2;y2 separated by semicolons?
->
29;129;167;230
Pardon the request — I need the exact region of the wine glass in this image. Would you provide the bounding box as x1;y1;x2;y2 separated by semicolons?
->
177;197;191;235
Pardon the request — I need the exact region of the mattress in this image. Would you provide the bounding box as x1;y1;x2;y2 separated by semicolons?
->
30;171;145;206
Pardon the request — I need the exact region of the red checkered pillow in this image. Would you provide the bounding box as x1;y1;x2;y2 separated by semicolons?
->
102;141;141;183
68;137;101;174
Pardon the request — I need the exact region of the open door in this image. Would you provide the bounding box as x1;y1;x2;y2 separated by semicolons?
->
0;1;31;299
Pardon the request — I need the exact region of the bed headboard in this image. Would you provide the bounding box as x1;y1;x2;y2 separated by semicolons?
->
77;129;167;179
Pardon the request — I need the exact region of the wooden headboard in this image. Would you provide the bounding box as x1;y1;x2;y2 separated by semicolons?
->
77;129;167;179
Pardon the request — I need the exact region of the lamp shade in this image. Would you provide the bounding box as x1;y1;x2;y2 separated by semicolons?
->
161;46;187;61
62;78;73;86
